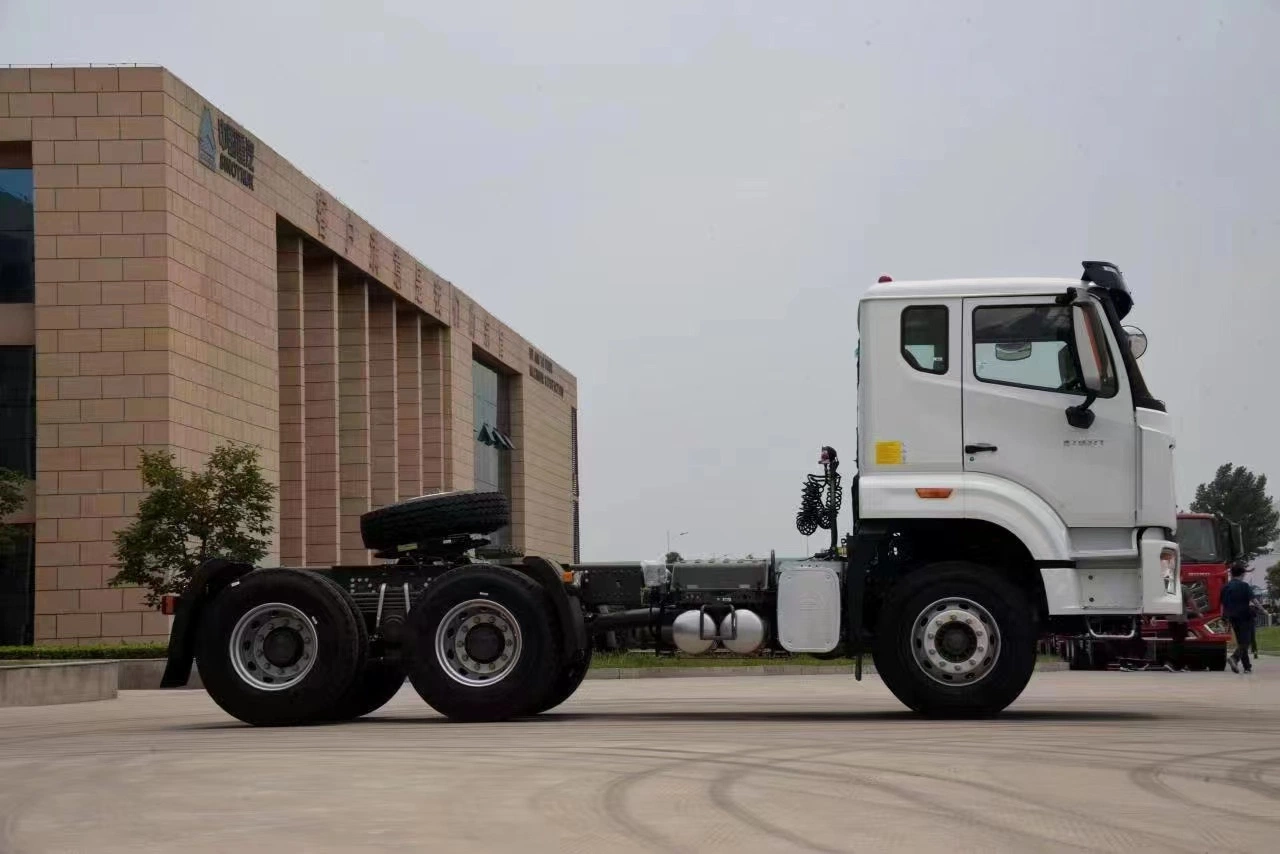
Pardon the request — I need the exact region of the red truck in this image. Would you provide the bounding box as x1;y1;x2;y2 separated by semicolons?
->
1062;512;1242;671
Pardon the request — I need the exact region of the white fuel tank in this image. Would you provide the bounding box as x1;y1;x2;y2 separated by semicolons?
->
775;560;843;654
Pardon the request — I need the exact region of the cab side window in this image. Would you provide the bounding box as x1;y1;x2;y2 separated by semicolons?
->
901;305;948;374
972;304;1117;397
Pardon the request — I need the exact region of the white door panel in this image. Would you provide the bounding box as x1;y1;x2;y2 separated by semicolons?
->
961;295;1136;529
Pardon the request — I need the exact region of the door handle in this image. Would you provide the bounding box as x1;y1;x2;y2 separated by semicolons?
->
965;443;998;454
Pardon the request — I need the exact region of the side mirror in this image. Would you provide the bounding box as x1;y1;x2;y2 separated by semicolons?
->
1123;325;1148;359
1230;522;1245;563
1071;305;1104;394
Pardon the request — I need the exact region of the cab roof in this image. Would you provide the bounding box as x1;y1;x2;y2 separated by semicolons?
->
862;277;1081;302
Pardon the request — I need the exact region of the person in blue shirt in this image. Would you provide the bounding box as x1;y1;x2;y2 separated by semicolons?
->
1220;563;1257;673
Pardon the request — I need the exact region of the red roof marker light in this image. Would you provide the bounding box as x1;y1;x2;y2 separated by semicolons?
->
878;275;893;283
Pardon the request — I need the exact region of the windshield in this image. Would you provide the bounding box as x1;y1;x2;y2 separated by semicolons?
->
1177;518;1219;564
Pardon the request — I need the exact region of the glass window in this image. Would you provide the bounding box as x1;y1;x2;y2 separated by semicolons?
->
0;523;34;645
901;305;948;374
973;304;1117;397
0;168;34;304
0;346;35;478
1175;517;1219;564
472;359;512;546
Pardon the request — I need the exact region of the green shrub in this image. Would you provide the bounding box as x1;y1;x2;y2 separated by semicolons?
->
0;643;169;661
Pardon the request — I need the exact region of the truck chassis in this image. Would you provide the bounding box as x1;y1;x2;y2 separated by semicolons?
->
165;458;1086;726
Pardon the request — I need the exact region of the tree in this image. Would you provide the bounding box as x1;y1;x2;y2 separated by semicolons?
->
1190;463;1280;563
0;466;26;550
109;443;276;608
664;551;682;564
1267;562;1280;605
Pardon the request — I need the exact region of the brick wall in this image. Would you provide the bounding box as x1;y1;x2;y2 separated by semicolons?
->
2;65;578;644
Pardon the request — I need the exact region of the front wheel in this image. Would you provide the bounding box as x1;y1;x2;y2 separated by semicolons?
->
873;563;1036;718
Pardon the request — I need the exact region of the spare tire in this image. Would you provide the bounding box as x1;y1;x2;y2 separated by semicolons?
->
360;490;510;551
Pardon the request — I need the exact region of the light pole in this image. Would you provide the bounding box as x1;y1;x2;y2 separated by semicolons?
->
667;529;688;555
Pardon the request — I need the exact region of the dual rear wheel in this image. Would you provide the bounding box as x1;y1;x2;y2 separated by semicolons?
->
198;564;588;726
197;569;404;727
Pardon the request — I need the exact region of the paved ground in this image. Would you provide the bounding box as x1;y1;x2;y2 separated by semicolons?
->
1;668;1277;854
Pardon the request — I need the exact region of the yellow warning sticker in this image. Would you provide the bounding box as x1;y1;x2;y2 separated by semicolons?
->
875;441;903;466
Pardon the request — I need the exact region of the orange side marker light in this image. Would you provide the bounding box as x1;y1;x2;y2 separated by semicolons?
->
915;488;954;499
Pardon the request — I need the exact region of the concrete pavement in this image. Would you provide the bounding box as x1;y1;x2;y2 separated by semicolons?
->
0;668;1277;853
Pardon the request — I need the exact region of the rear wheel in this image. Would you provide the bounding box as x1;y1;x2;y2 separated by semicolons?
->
873;563;1036;718
533;643;593;715
197;569;364;726
405;565;560;722
323;659;406;720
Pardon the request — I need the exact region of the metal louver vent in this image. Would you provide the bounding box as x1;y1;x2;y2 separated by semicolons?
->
570;407;579;497
573;500;581;564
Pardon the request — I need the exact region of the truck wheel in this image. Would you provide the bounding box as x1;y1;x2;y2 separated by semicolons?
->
872;563;1036;718
197;569;364;726
405;564;560;722
323;659;406;721
1203;647;1228;672
533;644;593;715
360;490;510;551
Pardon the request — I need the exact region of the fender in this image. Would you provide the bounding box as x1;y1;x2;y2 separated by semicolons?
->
519;555;588;661
159;558;255;688
859;472;1073;562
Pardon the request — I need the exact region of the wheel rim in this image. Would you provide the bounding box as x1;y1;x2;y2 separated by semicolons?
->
910;596;1002;686
229;602;319;691
435;598;523;687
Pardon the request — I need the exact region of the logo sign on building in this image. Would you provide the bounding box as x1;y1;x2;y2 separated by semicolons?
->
528;347;565;398
197;105;256;190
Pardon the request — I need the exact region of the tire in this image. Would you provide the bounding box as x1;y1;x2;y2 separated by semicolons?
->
405;564;561;722
532;643;593;715
360;490;510;552
323;659;406;720
872;562;1036;718
197;568;364;726
1199;646;1228;672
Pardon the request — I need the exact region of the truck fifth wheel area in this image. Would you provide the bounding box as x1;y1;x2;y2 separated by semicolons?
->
160;261;1184;724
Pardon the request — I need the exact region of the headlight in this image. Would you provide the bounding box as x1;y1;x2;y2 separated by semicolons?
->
1160;547;1179;592
1202;618;1230;636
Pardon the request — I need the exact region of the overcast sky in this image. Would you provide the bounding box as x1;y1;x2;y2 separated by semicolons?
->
4;0;1278;561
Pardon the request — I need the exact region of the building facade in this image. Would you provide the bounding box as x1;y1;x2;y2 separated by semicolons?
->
0;65;580;646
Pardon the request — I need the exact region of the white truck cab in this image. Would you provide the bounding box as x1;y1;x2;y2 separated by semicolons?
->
856;261;1181;624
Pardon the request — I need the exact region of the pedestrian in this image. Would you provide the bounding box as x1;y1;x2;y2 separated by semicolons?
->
1220;563;1256;674
1163;582;1202;672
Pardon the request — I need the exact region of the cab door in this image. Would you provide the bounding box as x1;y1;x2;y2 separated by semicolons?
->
960;294;1136;529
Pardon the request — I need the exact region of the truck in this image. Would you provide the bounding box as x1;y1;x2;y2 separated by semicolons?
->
160;260;1185;724
1061;511;1242;670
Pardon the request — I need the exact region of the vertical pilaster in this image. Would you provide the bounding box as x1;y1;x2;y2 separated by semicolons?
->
303;254;339;565
369;292;398;510
277;236;306;566
449;330;475;490
508;375;527;552
396;309;422;500
338;277;370;564
421;323;447;493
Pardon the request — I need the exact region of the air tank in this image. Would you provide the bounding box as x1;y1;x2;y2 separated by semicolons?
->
718;609;768;655
671;610;717;654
